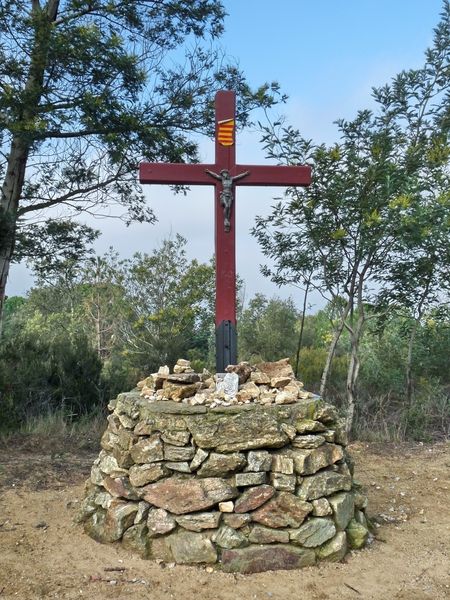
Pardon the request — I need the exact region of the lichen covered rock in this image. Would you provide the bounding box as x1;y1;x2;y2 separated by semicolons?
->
80;359;370;573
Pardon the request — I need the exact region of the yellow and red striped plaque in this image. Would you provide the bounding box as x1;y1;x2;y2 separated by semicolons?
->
217;118;235;146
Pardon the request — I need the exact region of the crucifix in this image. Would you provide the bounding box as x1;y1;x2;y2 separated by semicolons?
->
139;90;311;372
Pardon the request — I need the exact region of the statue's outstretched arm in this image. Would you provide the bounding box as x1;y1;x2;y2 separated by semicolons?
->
205;169;222;181
232;170;249;182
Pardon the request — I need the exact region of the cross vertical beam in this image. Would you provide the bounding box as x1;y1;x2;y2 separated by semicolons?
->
214;91;237;371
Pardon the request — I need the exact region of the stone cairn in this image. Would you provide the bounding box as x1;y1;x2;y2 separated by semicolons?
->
78;358;371;573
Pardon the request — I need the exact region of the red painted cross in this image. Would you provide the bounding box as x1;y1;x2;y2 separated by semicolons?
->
139;90;311;371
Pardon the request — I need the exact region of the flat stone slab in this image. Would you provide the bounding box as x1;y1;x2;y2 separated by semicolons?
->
163;445;195;461
289;517;336;547
139;400;207;415
235;472;267;486
245;450;272;472
147;508;176;537
297;470;352;500
175;512;221;532
129;463;167;487
122;523;150;558
185;401;325;452
166;373;200;384
251;492;313;528
249;525;289;544
141;476;238;514
270;473;296;492
290;443;344;475
221;544;316;573
328;491;355;530
197;452;246;477
292;434;325;449
213;525;248;549
103;501;138;542
256;358;295;379
317;531;347;562
167;531;217;564
187;410;289;452
234;485;275;513
130;435;163;464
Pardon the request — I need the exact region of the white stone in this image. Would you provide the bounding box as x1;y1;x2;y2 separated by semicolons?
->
176;359;191;367
190;393;206;405
216;373;239;398
219;501;234;513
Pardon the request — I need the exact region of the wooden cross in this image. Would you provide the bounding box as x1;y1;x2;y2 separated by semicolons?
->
139;90;311;372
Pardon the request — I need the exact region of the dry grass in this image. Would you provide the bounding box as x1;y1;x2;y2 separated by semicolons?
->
0;407;105;453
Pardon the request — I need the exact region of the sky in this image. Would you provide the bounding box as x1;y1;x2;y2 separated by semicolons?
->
9;0;445;311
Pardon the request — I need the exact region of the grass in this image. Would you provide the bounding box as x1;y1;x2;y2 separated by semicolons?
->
0;406;106;453
353;388;450;442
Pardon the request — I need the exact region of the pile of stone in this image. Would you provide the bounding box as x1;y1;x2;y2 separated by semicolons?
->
138;358;314;407
78;359;371;574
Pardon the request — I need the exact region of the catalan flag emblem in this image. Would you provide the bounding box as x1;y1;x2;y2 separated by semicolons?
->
217;118;235;146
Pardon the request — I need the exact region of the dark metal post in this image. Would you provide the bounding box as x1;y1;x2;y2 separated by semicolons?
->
215;320;237;372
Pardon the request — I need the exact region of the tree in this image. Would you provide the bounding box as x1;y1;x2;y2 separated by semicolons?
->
253;2;450;432
0;296;103;427
376;195;450;408
118;235;215;371
0;0;283;327
14;219;100;283
238;294;299;362
253;114;401;430
372;1;450;407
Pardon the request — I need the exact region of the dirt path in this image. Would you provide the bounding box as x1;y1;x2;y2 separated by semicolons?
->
0;441;449;600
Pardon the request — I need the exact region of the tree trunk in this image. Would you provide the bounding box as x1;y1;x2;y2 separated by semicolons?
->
405;282;429;410
345;335;359;434
0;0;60;333
0;138;30;335
319;321;343;397
405;318;419;408
319;302;351;398
345;311;365;435
294;279;310;378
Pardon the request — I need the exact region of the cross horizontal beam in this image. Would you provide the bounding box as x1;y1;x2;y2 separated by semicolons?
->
139;163;215;185
139;163;311;187
233;164;311;186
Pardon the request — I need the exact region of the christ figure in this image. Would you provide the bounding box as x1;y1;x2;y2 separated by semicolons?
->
205;168;249;232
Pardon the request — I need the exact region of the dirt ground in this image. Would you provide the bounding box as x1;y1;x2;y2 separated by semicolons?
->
0;439;449;600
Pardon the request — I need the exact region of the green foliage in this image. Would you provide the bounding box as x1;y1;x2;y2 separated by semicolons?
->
14;220;100;280
0;304;103;429
0;235;216;430
1;286;449;441
297;346;347;393
354;384;450;442
119;234;215;372
358;317;408;399
238;294;299;363
0;0;284;265
252;3;450;430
